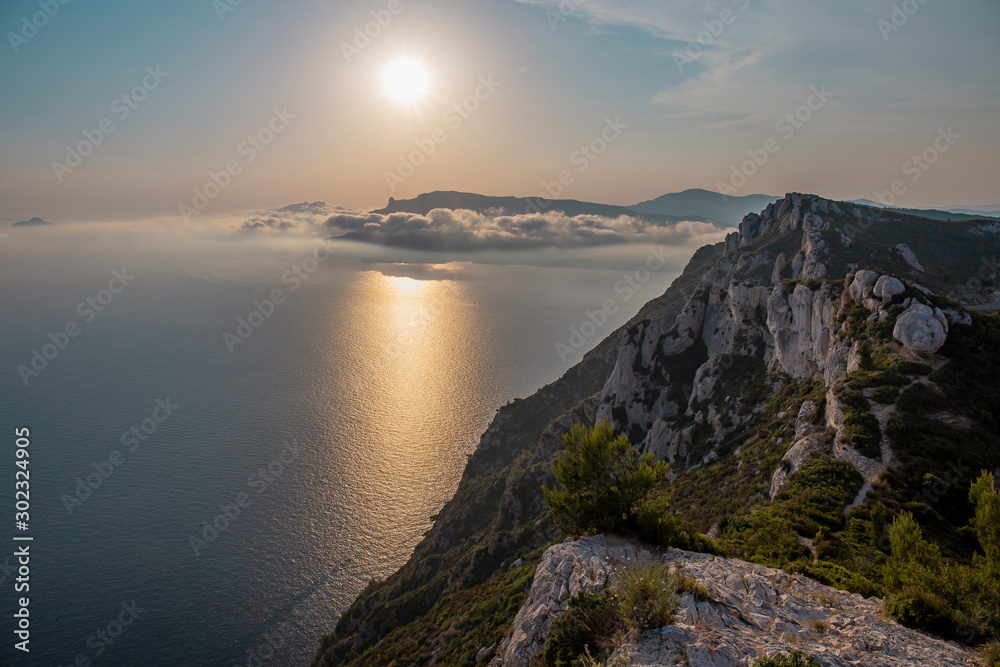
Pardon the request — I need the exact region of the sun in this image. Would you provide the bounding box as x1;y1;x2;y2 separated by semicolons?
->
381;58;431;105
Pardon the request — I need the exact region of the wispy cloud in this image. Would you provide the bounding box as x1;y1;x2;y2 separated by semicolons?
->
514;0;1000;131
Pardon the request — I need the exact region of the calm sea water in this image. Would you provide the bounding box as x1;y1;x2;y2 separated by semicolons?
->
0;226;685;666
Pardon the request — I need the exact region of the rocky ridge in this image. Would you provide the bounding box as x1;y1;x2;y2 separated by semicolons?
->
314;194;1000;667
489;536;979;667
596;193;983;501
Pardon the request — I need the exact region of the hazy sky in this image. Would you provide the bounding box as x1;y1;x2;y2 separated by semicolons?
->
1;0;998;220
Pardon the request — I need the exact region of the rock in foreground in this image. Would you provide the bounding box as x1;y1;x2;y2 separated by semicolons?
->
490;536;978;667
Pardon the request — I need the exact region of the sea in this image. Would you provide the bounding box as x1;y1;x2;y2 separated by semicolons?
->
0;223;696;666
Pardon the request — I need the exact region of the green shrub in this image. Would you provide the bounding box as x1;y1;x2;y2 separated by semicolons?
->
545;421;717;553
870;385;900;404
632;489;720;554
843;369;909;390
542;560;687;666
752;650;822;667
616;560;680;631
839;390;881;458
545;420;671;538
969;472;1000;571
542;592;623;667
884;588;971;638
980;640;1000;667
673;570;711;601
882;493;1000;643
871;348;932;376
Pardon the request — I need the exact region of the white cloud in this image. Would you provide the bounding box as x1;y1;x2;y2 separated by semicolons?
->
514;0;1000;132
323;207;724;251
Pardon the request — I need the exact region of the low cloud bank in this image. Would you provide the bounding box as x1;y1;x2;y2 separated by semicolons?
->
321;208;723;251
239;201;344;233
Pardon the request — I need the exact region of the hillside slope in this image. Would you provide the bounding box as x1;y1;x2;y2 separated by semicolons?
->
313;194;1000;666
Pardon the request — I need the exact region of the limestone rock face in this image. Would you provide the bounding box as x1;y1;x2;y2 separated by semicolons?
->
765;284;840;381
849;270;879;303
490;536;978;667
895;243;924;272
873;275;905;303
893;303;948;354
594;194;955;475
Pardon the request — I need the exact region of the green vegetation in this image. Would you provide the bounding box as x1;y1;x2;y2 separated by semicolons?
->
313;231;1000;666
981;641;1000;667
542;560;688;666
544;420;670;537
617;561;680;631
545;420;716;553
839;389;881;458
542;592;623;667
882;474;1000;643
751;651;822;667
721;458;864;568
317;559;539;667
667;378;829;530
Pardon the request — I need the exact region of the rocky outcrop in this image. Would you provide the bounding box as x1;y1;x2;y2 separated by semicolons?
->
597;193;963;477
894;303;948;355
768;400;832;498
490;536;979;667
894;243;924;272
317;194;999;667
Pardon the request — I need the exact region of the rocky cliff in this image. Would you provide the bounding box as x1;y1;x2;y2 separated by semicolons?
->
490;535;979;667
313;194;1000;666
596;193;990;498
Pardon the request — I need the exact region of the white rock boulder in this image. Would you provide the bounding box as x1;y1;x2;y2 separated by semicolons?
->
893;303;948;354
873;275;905;303
849;270;879;303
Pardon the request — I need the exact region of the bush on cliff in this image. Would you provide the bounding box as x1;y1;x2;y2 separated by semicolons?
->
544;420;717;552
882;472;1000;644
542;560;685;666
751;651;822;667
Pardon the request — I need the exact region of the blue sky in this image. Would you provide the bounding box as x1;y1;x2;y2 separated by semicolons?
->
0;0;997;219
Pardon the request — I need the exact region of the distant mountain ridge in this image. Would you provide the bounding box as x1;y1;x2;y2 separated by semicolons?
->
12;217;53;226
373;191;643;220
372;189;777;227
851;199;1000;222
629;188;777;226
